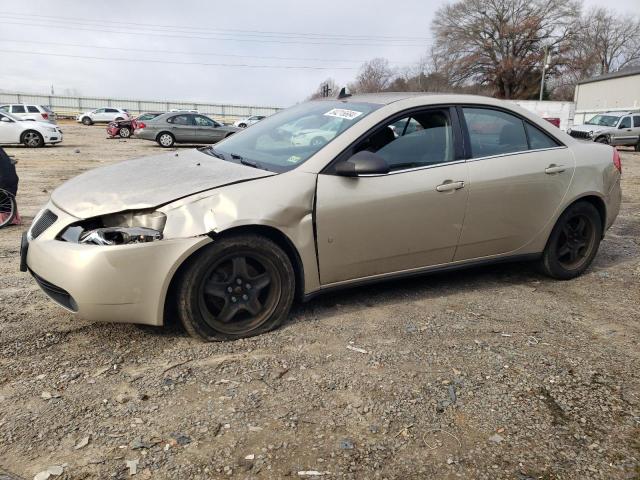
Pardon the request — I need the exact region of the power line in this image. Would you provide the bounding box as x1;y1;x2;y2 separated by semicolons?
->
0;19;428;47
0;49;360;70
0;11;431;42
0;38;416;65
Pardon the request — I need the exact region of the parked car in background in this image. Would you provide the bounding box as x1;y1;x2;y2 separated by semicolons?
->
568;111;640;150
77;108;130;125
21;94;621;341
0;111;63;147
133;112;239;147
0;104;57;124
107;112;164;138
170;109;198;113
233;115;266;128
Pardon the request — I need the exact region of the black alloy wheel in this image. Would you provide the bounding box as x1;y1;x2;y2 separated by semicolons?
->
176;235;295;341
539;201;602;279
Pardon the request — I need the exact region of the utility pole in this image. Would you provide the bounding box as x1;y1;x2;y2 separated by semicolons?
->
539;46;550;101
321;83;332;98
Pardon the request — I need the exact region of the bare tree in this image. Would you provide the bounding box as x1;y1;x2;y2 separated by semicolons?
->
432;0;580;99
348;58;394;93
576;8;640;75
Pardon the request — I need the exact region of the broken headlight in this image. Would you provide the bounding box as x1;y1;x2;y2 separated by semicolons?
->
60;210;166;245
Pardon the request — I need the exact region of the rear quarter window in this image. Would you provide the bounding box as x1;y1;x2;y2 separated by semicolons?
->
27;106;40;113
525;123;560;150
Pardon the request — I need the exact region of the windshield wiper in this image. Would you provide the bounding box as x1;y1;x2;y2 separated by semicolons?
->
230;153;269;171
199;146;225;159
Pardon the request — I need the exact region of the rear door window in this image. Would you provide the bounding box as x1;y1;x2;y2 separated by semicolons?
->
633;116;640;128
463;107;528;158
106;108;119;113
525;123;560;150
168;114;192;125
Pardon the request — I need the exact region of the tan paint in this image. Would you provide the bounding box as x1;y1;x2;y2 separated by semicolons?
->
26;93;621;327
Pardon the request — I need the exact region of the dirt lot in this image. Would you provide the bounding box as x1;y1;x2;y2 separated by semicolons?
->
0;122;639;480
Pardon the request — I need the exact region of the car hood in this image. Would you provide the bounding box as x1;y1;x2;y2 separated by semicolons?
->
51;149;275;219
22;120;57;130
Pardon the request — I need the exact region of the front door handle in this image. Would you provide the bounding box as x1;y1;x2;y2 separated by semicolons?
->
436;180;465;192
545;164;566;174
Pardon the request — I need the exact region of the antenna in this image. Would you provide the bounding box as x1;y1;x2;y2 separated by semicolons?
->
337;87;351;99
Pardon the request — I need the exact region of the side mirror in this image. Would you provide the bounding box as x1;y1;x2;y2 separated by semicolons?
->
335;150;390;177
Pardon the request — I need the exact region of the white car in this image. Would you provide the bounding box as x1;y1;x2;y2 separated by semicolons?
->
233;115;266;128
290;117;343;147
0;111;63;147
76;108;130;125
0;104;57;124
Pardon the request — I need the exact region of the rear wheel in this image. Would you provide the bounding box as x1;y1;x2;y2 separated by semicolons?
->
81;117;93;125
115;117;124;121
157;132;175;147
539;201;602;279
119;127;131;138
176;235;295;341
22;130;44;148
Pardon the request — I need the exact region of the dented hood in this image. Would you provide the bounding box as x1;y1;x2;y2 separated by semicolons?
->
51;149;274;219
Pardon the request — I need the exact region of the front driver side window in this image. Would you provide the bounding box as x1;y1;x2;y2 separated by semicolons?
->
619;117;631;129
356;109;455;171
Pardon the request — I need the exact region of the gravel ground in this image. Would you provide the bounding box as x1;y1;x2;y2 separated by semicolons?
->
0;123;639;480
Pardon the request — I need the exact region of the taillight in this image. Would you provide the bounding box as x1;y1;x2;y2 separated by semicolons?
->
41;113;49;120
612;148;622;173
137;122;146;129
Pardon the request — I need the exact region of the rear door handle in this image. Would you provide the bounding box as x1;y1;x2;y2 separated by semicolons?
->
545;165;566;174
436;180;465;192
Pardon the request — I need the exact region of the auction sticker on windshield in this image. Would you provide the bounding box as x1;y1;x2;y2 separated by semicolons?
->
324;109;364;120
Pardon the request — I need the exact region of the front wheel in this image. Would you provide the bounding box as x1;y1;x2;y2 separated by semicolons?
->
22;130;44;148
310;136;326;147
176;235;295;341
238;123;247;128
119;127;131;138
539;201;602;279
595;136;609;144
157;132;175;148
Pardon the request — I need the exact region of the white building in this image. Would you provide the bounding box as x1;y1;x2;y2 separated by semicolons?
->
573;66;640;124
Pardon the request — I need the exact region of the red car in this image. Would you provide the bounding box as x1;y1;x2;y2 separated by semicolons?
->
107;112;164;138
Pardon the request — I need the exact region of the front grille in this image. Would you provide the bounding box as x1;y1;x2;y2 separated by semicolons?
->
29;209;58;239
569;130;591;140
30;270;78;311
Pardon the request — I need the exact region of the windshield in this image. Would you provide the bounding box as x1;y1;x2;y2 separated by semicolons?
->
585;115;620;127
210;100;381;172
0;111;22;121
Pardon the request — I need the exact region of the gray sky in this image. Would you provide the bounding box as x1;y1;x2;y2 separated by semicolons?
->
1;0;638;107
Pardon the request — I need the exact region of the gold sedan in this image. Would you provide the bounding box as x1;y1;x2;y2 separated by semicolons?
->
22;93;622;341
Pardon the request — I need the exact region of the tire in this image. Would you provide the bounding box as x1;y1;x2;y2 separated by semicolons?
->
176;234;295;341
238;123;247;128
635;142;640;152
81;116;93;125
22;130;44;148
539;201;603;280
310;136;326;147
157;132;175;148
115;117;124;121
119;127;131;138
0;189;16;228
595;136;609;144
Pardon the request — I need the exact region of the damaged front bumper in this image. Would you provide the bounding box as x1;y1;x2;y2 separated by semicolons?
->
23;202;211;326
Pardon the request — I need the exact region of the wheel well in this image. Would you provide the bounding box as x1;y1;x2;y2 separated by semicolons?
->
156;131;174;141
162;225;306;326
225;132;235;138
21;129;41;140
569;195;607;232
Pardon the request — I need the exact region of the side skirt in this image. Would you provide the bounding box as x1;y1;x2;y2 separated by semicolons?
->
302;253;541;302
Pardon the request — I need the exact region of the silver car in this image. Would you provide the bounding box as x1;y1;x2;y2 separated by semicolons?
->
22;93;621;341
134;112;240;147
568;111;640;149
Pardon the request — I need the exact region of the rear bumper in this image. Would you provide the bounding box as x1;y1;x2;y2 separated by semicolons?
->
605;177;622;231
132;129;156;141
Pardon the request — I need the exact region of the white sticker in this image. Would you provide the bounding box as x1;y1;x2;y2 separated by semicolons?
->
323;108;363;120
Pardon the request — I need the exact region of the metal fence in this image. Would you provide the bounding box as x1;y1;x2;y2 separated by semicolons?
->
0;92;283;123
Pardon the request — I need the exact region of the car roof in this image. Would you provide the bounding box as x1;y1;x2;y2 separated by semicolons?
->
320;92;524;107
